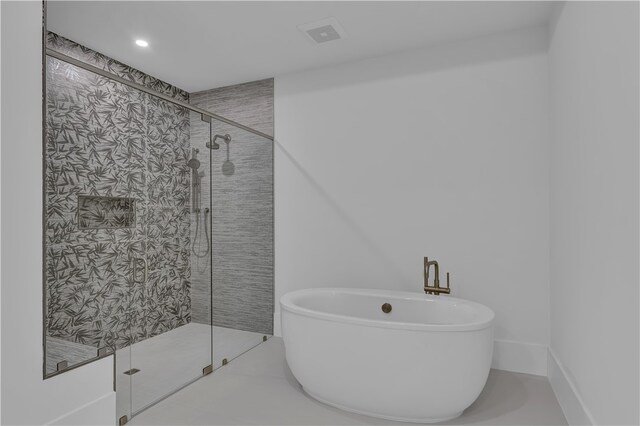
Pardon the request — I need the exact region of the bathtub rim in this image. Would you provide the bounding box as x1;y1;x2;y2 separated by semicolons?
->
280;288;495;332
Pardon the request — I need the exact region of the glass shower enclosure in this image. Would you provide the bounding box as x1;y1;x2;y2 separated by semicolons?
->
43;36;272;424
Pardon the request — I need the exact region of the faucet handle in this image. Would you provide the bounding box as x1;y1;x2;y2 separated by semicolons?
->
438;272;451;294
424;257;433;286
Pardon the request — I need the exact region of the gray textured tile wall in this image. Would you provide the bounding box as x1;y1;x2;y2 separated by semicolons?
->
190;79;274;335
192;79;274;136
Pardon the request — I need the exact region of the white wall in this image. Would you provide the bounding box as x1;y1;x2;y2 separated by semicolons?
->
547;2;639;425
274;27;550;375
1;2;115;425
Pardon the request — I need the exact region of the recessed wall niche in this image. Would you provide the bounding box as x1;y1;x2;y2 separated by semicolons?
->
77;195;136;229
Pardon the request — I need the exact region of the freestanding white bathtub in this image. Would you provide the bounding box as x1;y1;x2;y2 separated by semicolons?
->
280;288;494;423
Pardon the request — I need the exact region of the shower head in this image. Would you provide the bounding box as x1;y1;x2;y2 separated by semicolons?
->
187;158;201;169
207;134;231;150
222;134;235;176
188;148;201;169
222;160;235;176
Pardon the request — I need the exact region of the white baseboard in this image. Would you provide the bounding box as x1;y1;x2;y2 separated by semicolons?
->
548;349;595;425
492;339;548;376
273;312;282;337
46;392;116;426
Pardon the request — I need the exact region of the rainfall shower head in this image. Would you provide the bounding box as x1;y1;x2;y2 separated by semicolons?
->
207;134;231;150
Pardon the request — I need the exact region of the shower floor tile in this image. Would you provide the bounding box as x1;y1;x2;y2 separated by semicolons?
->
129;337;568;425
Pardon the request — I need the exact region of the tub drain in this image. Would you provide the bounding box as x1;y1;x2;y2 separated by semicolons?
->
381;303;392;314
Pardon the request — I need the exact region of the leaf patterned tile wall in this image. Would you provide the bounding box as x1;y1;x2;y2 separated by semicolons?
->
45;32;192;362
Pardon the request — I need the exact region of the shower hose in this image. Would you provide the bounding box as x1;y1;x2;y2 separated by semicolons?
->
192;208;210;258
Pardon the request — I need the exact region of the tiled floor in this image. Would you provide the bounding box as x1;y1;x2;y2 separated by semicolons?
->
130;337;567;425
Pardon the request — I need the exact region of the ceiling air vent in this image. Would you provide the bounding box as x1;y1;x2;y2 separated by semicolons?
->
298;17;347;45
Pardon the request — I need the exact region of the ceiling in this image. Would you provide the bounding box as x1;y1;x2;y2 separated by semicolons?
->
47;1;555;93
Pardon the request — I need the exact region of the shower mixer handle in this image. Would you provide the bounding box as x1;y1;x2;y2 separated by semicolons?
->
132;257;148;284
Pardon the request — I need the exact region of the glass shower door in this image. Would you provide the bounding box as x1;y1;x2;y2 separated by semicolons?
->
124;107;213;419
207;116;274;370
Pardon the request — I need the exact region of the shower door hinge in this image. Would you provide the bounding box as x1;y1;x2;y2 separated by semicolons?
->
203;365;213;376
118;415;128;426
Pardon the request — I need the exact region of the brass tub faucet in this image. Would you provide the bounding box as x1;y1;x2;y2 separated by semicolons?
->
424;257;451;295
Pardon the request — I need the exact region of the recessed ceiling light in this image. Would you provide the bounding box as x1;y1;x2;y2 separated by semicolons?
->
135;39;149;47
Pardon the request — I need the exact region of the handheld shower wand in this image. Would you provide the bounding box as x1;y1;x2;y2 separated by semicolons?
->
188;149;210;258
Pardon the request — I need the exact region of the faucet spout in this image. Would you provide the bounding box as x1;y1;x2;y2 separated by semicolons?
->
423;257;451;295
426;258;439;288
